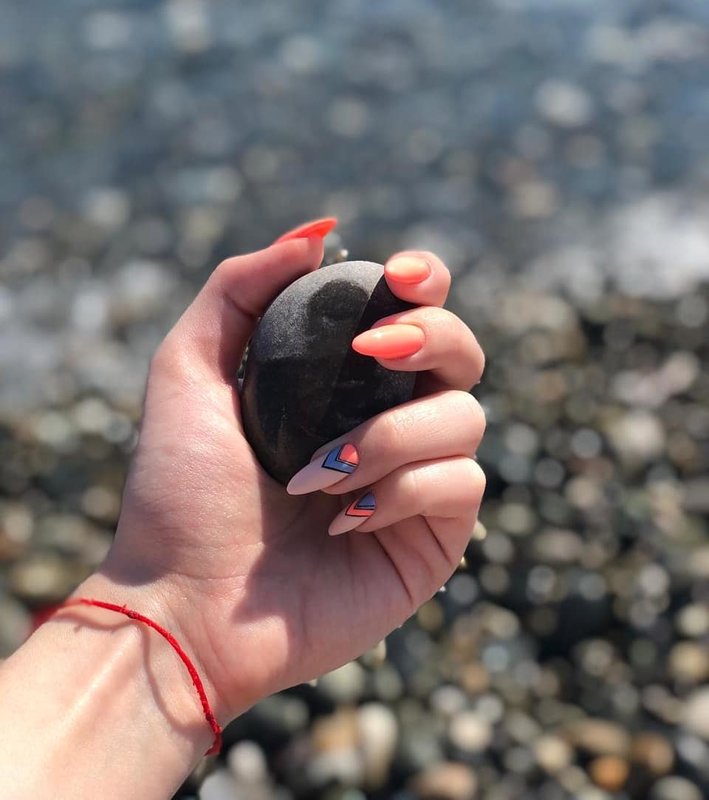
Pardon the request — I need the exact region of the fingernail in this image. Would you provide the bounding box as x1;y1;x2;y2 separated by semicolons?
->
286;443;359;496
385;256;431;284
273;217;338;244
352;324;424;359
329;492;377;536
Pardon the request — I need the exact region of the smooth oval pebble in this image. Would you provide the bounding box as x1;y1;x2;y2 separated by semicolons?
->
241;261;416;484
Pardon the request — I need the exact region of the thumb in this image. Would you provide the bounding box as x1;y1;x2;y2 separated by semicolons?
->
161;219;336;381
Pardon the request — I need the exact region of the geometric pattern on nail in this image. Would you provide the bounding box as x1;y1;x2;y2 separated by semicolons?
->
345;491;376;518
322;443;359;475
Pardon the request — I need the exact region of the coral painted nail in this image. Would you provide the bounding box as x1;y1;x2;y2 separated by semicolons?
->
385;256;431;284
329;492;377;536
273;217;338;244
286;443;359;496
352;324;425;359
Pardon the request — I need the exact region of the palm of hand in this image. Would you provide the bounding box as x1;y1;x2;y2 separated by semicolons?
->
113;374;441;717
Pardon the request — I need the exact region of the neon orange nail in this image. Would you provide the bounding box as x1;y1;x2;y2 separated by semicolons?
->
352;324;425;359
273;217;338;244
384;256;431;284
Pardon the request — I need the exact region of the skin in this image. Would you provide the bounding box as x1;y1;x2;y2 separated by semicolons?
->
0;238;486;799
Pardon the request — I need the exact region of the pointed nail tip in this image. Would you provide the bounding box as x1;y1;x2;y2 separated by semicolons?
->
328;516;362;536
285;475;315;496
273;217;339;244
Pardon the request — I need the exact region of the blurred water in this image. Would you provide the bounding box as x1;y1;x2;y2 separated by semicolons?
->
1;0;708;413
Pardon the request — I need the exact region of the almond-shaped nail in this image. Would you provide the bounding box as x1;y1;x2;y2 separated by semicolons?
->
329;492;376;536
352;324;424;360
286;443;359;496
385;256;431;284
273;217;338;244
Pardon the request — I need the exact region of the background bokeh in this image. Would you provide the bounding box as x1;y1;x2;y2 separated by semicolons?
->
1;2;709;799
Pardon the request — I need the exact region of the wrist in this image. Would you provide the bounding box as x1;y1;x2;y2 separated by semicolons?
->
75;568;230;730
97;537;270;724
0;573;213;798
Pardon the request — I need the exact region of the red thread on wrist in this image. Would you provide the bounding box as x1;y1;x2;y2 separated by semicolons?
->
54;597;222;756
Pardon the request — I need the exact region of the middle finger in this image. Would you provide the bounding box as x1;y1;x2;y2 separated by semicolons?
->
352;306;485;392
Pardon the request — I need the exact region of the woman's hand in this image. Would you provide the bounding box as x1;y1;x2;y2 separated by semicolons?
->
97;227;486;724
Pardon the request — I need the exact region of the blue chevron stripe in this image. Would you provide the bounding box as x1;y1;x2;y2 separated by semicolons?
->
322;445;358;474
354;492;376;511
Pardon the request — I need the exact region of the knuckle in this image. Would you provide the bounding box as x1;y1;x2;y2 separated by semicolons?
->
382;406;418;452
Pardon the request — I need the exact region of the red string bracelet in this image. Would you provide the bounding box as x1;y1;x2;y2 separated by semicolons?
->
54;597;222;756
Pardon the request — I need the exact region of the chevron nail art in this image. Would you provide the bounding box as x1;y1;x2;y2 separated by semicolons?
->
345;492;376;517
286;443;360;496
322;443;359;474
329;492;377;536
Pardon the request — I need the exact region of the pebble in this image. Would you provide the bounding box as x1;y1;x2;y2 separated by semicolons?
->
668;641;709;683
630;732;674;777
0;597;32;656
458;664;491;697
8;553;83;604
316;661;367;705
358;639;387;669
409;762;478;800
649;776;704;800
681;688;709;740
534;735;573;775
430;685;468;718
448;711;493;755
531;529;584;565
535;80;594;128
198;769;239;800
357;703;398;789
605;410;666;467
309;708;362;787
588;756;629;792
563;719;631;757
675;603;709;638
227;741;268;784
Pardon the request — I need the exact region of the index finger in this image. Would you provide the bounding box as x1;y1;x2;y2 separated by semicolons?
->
384;251;451;308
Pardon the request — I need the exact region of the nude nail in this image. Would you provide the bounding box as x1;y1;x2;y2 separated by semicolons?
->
286;443;359;495
329;492;377;536
352;324;425;359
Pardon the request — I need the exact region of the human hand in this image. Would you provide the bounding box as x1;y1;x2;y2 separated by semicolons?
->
95;224;486;724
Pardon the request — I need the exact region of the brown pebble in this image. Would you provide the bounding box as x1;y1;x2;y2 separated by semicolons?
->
310;708;358;752
409;762;478;800
458;663;491;696
631;732;674;776
589;755;630;791
563;718;631;757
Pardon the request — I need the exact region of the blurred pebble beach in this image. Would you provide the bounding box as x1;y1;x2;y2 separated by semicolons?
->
1;1;709;799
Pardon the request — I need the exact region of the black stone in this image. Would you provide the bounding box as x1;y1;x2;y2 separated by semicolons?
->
240;261;416;484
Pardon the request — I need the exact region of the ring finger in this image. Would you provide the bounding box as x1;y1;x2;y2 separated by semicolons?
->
286;390;485;497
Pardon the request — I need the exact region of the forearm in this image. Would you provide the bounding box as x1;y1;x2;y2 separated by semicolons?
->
0;573;214;800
